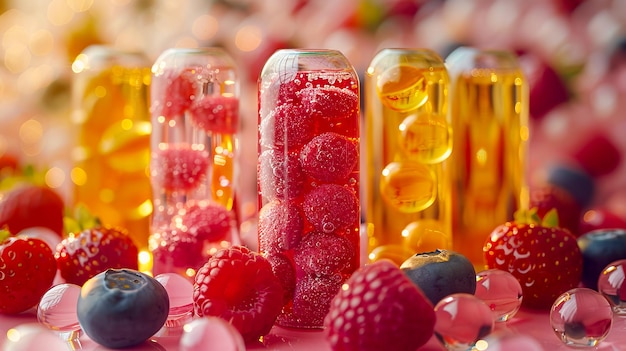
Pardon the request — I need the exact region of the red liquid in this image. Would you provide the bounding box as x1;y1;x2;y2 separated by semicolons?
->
258;68;360;328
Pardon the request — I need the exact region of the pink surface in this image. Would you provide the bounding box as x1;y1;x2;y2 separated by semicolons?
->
1;308;626;350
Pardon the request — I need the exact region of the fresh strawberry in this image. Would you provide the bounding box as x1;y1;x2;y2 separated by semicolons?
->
483;209;583;309
0;229;57;314
0;184;65;237
193;246;283;342
530;184;582;236
151;146;210;192
324;260;435;351
56;225;139;286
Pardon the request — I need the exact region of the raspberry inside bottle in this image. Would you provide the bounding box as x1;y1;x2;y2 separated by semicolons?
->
258;49;361;329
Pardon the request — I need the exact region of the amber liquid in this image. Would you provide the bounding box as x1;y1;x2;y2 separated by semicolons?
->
72;65;152;248
365;56;452;265
450;68;529;266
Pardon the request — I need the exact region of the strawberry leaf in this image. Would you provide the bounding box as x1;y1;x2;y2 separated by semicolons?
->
541;208;560;228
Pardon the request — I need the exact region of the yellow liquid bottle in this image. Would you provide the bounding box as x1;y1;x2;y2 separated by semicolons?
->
365;49;452;265
446;48;529;267
71;46;152;249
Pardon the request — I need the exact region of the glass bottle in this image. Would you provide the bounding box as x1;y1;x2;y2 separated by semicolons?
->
71;45;152;249
149;48;240;280
364;48;452;266
258;49;360;329
446;48;529;266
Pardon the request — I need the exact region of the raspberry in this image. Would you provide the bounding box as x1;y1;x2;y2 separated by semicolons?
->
298;86;358;120
285;273;345;328
258;200;303;254
303;184;359;233
150;227;207;277
177;200;234;242
155;68;198;118
193;246;283;342
265;252;296;304
325;260;436;351
294;231;355;276
300;132;358;183
151;146;210;192
259;102;314;149
188;95;239;134
258;149;305;201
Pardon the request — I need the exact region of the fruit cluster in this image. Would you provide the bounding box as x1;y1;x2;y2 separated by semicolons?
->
257;65;361;328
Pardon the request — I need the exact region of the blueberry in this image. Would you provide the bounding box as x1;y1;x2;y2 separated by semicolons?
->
577;229;626;290
400;249;476;305
77;269;170;349
547;165;595;208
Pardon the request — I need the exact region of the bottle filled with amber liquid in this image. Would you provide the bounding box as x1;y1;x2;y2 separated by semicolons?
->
446;48;529;266
71;45;152;249
364;48;452;265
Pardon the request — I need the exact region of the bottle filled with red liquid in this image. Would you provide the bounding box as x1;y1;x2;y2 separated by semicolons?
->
258;49;361;328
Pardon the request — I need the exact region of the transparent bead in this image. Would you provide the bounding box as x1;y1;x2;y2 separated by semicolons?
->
36;283;82;343
550;288;613;348
179;317;245;351
4;323;70;351
474;269;523;322
597;259;626;315
434;293;494;351
155;273;195;331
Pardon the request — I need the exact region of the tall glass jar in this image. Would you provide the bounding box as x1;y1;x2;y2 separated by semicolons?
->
149;48;240;280
446;48;529;266
71;45;152;249
364;48;452;266
258;49;361;329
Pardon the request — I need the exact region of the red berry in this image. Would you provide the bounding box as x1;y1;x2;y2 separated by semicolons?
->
265;252;296;304
0;233;57;314
258;149;305;201
189;95;239;134
259;102;314;149
530;184;582;236
177;200;234;242
303;184;359;233
483;212;583;309
294;231;355;276
55;226;139;286
193;246;283;342
579;208;626;234
519;53;570;120
325;260;436;351
155;68;198;118
289;273;344;327
258;199;303;254
151;146;210;192
298;86;359;120
572;131;621;178
150;227;207;277
300;132;358;183
0;184;64;237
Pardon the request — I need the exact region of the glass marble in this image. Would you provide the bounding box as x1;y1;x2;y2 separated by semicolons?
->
474;269;523;322
155;273;195;328
36;283;82;342
597;259;626;315
4;323;70;351
179;317;245;351
550;288;613;348
434;293;494;351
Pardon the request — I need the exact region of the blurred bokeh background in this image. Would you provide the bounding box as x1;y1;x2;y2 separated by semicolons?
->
1;0;626;229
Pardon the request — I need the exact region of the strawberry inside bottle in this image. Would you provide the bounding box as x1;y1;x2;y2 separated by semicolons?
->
258;49;361;329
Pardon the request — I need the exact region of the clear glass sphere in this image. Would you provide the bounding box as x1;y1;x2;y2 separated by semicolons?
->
434;293;495;351
475;269;523;322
